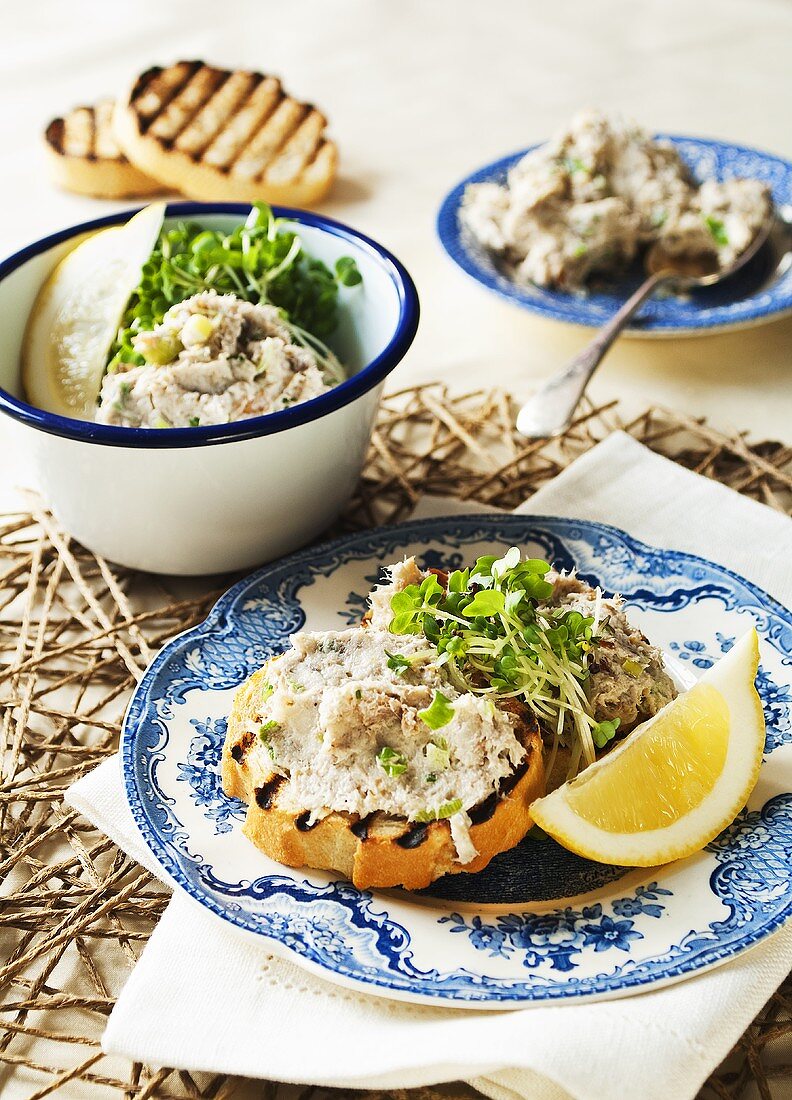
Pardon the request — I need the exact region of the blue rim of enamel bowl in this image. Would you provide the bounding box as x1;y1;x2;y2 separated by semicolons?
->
436;135;792;333
0;202;420;448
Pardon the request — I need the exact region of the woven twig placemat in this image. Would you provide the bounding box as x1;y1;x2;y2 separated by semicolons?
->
1;385;790;1100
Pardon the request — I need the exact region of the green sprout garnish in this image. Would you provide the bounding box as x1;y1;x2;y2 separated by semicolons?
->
385;650;412;675
376;746;408;777
415;798;463;822
704;215;729;247
106;202;360;384
592;717;620;749
418;691;455;730
389;548;604;777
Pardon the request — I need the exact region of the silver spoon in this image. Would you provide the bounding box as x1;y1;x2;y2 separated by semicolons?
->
516;213;776;439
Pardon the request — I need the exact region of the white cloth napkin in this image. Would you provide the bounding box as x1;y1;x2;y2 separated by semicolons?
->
66;432;792;1100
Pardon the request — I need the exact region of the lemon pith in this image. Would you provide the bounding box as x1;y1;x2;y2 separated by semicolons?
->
530;629;765;866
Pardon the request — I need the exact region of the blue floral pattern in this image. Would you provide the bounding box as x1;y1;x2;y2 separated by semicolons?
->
176;717;244;834
122;514;792;1005
440;883;670;971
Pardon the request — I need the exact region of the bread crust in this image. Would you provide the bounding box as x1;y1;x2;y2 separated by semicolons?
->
44;104;163;199
222;666;545;890
113;62;337;207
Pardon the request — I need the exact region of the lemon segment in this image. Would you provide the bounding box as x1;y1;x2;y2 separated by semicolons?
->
21;203;165;420
530;629;765;866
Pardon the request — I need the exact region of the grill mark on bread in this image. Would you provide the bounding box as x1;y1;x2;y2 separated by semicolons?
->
230;730;255;763
231;97;309;181
254;776;284;810
350;812;377;840
294;811;318;832
468;791;499;826
175;70;261;161
202;77;283;170
396;823;430;849
132;62;200;132
147;66;229;148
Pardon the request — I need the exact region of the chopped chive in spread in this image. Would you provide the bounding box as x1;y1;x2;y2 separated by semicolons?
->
385;650;412;675
425;772;438;784
704;215;729;247
189;416;200;427
258;720;280;759
355;688;362;700
424;737;450;772
564;156;588;174
261;682;274;701
418;691;455;730
376;745;408;777
572;243;588;259
288;679;305;694
415;798;463;822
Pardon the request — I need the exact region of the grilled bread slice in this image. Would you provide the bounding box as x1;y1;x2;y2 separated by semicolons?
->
44;101;163;199
113;61;337;207
222;666;545;891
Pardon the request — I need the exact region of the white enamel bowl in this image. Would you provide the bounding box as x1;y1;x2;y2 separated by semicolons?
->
0;203;419;574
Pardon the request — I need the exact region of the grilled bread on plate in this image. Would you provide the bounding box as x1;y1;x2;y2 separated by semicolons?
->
113;61;338;207
222;559;545;890
44;101;163;199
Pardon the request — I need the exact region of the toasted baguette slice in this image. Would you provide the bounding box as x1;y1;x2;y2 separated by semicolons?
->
222;666;545;891
44;101;163;199
113;61;337;207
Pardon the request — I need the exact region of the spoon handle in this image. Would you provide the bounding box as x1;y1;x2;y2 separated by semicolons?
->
516;272;665;438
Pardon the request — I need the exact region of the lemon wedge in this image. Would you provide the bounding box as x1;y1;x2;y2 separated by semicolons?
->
530;629;765;866
22;203;165;420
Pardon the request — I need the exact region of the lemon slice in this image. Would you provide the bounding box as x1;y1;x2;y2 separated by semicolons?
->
22;202;165;419
531;629;765;866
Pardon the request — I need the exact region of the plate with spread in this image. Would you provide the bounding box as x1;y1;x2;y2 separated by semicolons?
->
437;122;792;336
121;514;792;1007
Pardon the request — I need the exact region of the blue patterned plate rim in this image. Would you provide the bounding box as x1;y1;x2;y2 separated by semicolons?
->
436;135;792;334
121;513;792;1006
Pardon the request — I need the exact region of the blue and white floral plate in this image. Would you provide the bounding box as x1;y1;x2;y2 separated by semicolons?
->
437;136;792;335
122;515;792;1008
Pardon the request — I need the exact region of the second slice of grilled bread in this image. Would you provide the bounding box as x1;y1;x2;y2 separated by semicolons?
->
44;101;163;199
113;61;338;207
222;666;545;891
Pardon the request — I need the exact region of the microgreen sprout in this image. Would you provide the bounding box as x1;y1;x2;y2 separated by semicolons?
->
385;650;412;675
389;548;605;776
107;202;360;385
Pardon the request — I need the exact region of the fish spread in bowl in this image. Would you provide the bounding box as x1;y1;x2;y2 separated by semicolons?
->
22;202;361;428
461;109;771;290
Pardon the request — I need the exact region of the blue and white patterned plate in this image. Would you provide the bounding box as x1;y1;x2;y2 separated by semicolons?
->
122;516;792;1007
436;137;792;335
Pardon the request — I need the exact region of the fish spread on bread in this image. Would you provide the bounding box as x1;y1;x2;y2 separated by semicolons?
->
222;551;677;889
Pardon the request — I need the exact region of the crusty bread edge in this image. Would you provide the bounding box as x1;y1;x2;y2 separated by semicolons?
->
112;99;337;207
43;138;164;199
222;664;545;890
